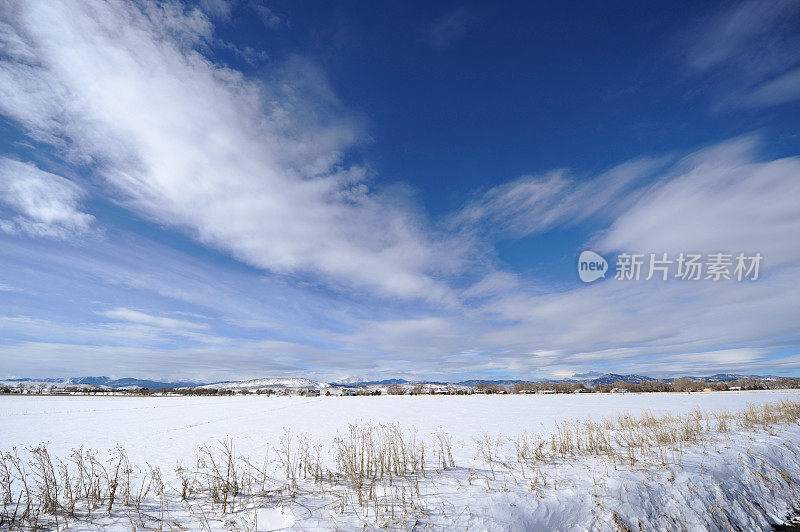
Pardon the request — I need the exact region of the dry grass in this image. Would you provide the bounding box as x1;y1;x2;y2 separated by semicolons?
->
1;399;799;530
0;446;141;530
510;399;800;472
333;422;427;520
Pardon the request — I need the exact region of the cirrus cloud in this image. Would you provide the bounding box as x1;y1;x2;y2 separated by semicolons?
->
0;0;461;303
0;158;94;238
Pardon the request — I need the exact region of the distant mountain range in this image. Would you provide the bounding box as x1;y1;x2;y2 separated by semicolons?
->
454;375;657;387
2;376;200;390
1;373;784;391
330;378;410;386
455;379;527;387
194;378;324;390
586;374;658;386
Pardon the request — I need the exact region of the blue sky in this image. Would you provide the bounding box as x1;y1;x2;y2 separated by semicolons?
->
0;0;799;381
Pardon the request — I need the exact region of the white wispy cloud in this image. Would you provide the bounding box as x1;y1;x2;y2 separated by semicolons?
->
0;341;334;381
1;134;798;380
451;157;665;238
0;0;460;303
0;1;798;380
596;137;800;267
423;8;475;49
251;3;288;30
679;0;800;108
461;271;521;299
199;0;233;21
99;307;209;331
0;158;94;238
743;66;800;107
343;139;800;378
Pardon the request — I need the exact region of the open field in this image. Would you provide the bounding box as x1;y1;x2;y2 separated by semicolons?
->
2;390;800;530
3;390;800;468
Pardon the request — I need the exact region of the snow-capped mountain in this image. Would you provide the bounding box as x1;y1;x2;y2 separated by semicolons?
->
585;374;657;386
334;376;370;385
1;376;200;389
194;377;326;391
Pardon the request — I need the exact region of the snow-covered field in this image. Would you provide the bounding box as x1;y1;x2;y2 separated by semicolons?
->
2;390;800;530
2;390;798;467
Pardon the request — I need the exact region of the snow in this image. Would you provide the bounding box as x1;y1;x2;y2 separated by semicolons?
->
0;379;99;390
3;390;797;463
195;377;324;390
2;390;800;530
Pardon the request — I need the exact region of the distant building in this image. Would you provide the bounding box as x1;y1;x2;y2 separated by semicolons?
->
341;388;358;396
305;388;320;397
573;388;587;393
728;386;742;391
539;389;556;394
610;388;628;393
